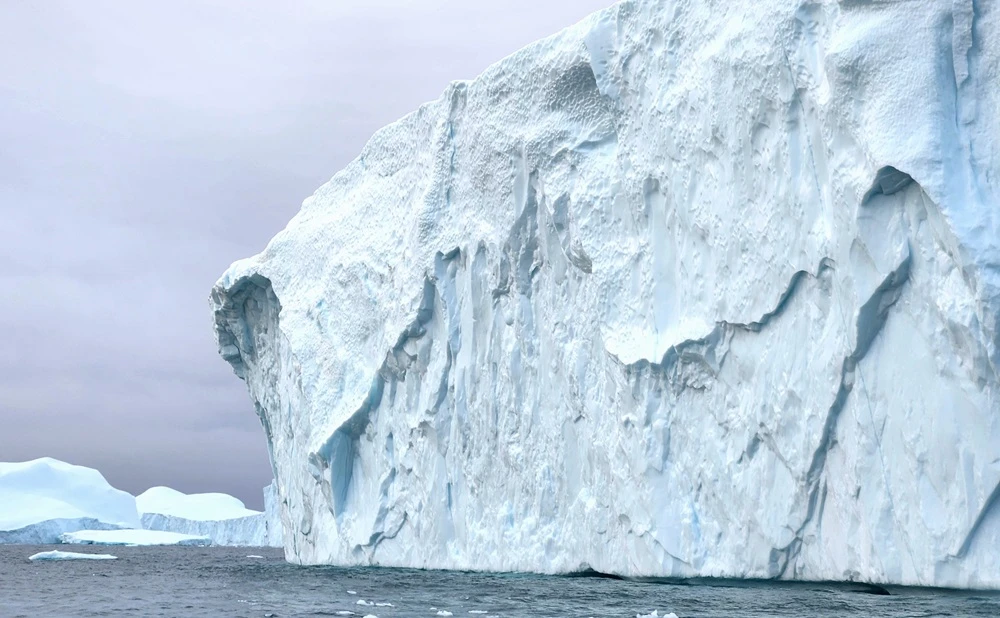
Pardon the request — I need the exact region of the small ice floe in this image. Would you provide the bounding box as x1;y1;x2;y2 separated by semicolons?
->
362;615;378;618
357;599;374;606
59;529;210;546
334;612;354;616
375;602;394;607
637;612;678;618
28;550;117;561
246;555;264;559
436;612;454;617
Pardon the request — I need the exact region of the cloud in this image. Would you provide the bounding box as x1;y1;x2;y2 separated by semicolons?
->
0;0;614;508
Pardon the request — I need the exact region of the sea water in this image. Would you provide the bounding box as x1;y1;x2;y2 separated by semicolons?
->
2;545;998;617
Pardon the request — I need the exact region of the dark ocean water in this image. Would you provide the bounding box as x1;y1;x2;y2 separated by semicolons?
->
2;545;999;617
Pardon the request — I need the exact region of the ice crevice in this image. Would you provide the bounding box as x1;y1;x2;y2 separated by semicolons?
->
773;241;913;579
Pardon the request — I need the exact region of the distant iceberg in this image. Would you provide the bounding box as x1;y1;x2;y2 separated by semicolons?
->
0;458;139;544
0;458;281;547
136;486;277;547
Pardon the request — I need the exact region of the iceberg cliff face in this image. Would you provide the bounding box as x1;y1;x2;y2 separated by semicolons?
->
212;0;1000;588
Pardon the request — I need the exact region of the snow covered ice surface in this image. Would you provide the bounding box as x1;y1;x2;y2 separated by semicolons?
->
212;0;1000;589
27;550;117;561
0;458;139;543
60;529;212;546
137;486;260;520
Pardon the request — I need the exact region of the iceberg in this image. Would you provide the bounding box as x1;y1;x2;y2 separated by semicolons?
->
0;458;281;547
28;550;118;561
211;0;1000;588
136;485;282;547
0;458;139;544
60;529;212;546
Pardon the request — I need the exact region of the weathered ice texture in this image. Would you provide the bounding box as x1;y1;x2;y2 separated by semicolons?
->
212;0;1000;588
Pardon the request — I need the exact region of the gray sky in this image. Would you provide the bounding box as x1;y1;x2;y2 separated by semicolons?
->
0;0;613;508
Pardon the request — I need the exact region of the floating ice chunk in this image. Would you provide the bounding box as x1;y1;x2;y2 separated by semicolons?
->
375;602;394;607
246;555;264;559
60;529;211;546
356;599;374;606
347;590;357;595
436;612;453;617
636;612;678;618
28;550;117;561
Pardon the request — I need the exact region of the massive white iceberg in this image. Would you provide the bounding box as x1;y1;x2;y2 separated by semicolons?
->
0;458;139;544
211;0;1000;588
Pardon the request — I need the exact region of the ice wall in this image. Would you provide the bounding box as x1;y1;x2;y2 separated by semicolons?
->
138;512;268;547
212;0;1000;588
264;481;284;548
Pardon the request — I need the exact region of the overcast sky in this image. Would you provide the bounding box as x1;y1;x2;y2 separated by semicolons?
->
0;0;614;508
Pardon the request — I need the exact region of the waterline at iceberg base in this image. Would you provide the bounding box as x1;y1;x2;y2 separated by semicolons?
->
211;0;1000;589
